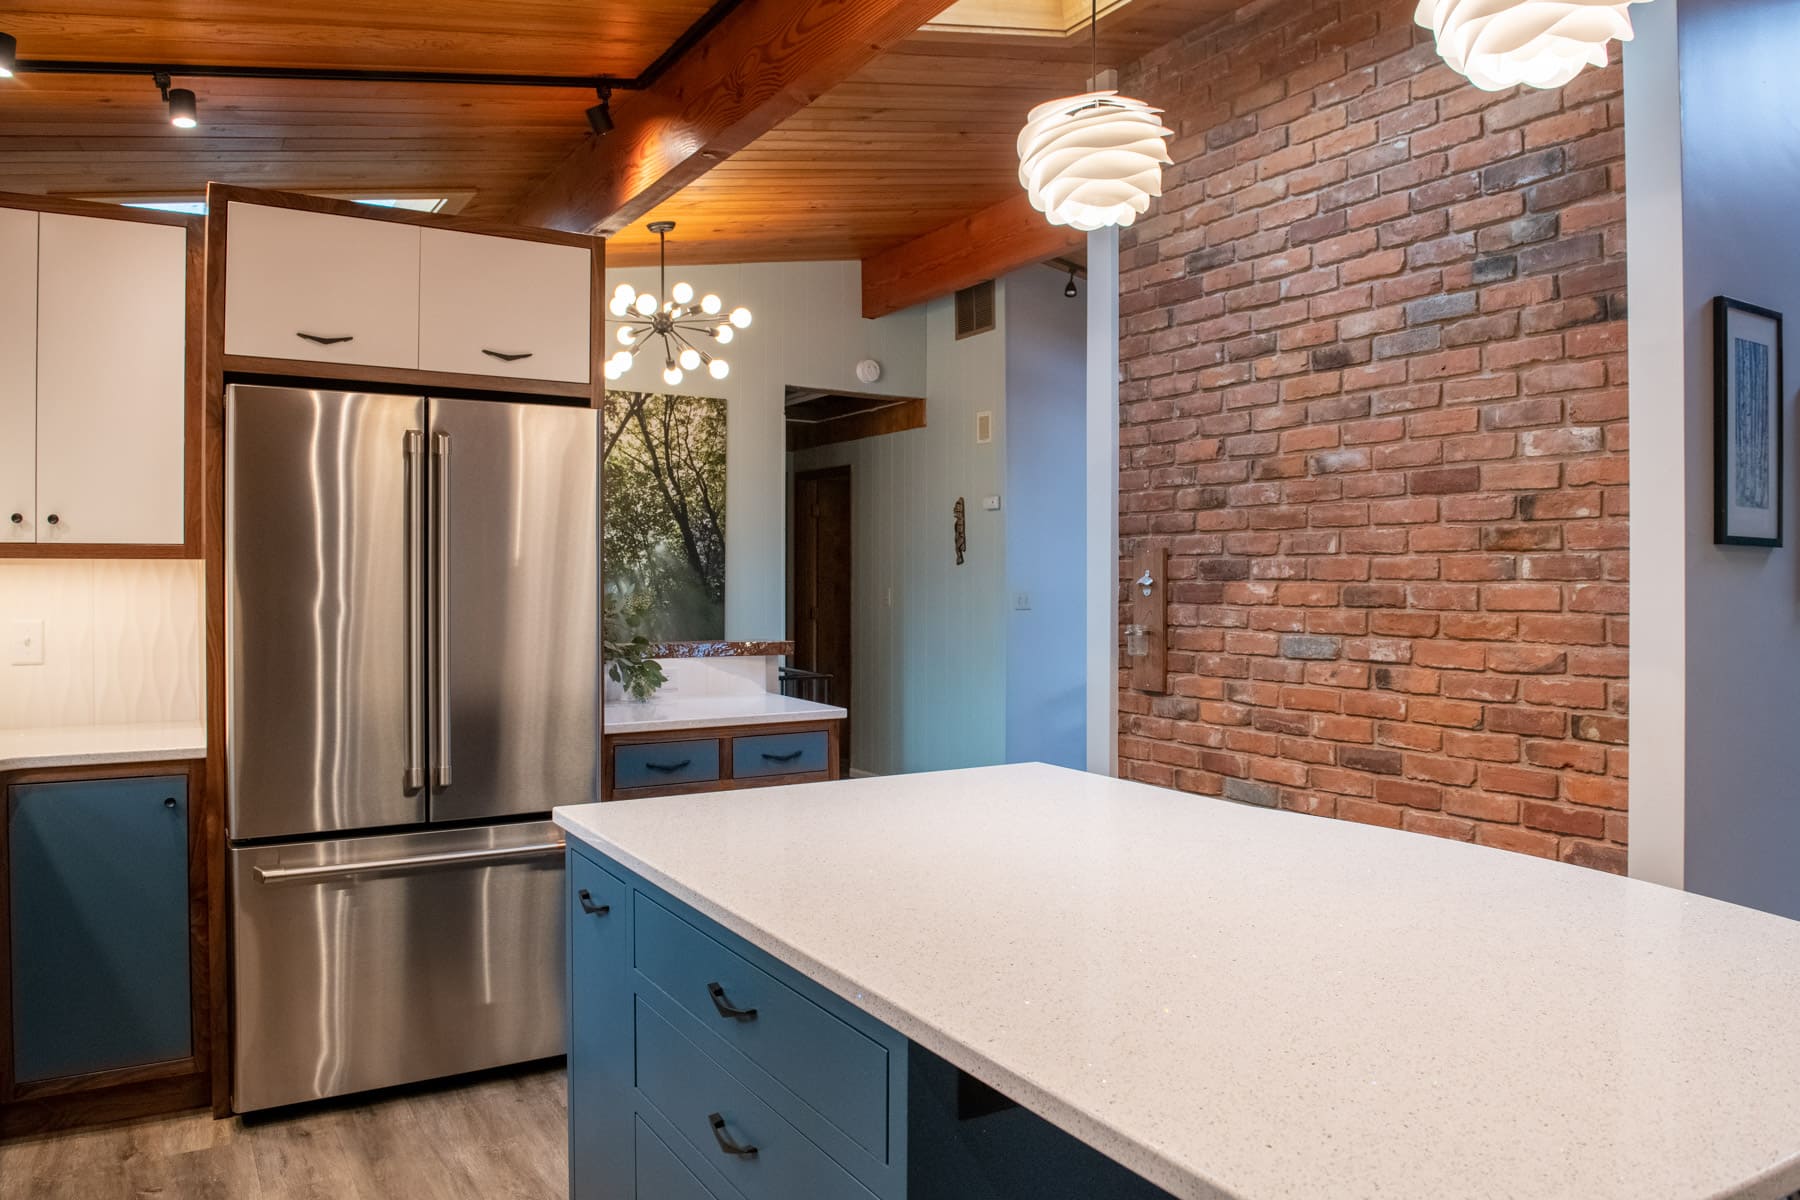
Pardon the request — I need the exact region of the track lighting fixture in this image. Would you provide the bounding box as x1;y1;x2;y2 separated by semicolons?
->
0;32;15;79
586;87;614;136
1064;267;1079;299
154;72;198;129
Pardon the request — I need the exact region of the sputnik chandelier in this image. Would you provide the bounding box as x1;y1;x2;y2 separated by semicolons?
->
604;220;751;387
1414;0;1649;92
1015;0;1172;232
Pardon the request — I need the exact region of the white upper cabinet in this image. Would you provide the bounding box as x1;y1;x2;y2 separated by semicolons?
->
0;208;37;543
35;214;189;546
224;202;421;369
418;228;591;384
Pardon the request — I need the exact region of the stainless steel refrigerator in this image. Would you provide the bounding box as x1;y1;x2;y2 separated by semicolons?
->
224;384;597;1113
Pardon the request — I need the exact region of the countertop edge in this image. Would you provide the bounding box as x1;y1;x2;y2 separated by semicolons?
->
554;797;1231;1200
0;743;207;774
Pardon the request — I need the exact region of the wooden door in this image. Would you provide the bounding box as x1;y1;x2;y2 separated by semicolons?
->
793;468;852;774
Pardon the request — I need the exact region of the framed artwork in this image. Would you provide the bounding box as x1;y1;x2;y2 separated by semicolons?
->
1714;297;1785;547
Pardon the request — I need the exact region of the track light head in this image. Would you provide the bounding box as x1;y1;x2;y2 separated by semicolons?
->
1064;266;1079;299
168;88;198;128
586;88;613;136
0;33;15;79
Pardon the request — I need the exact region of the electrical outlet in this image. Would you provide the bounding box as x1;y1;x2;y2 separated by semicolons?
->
983;495;1002;511
10;619;44;666
1014;592;1032;611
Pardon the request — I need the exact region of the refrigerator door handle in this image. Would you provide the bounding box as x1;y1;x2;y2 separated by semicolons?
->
250;841;564;884
431;429;453;790
404;430;426;791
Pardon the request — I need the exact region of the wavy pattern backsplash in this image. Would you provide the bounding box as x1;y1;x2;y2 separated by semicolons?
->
0;560;204;730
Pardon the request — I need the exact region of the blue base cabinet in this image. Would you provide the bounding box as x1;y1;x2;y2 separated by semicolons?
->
7;774;193;1088
566;843;1175;1200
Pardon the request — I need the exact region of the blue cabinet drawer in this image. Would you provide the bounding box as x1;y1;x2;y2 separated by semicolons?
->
8;774;192;1084
635;997;878;1200
635;895;889;1162
614;739;721;791
636;1115;726;1200
731;731;830;780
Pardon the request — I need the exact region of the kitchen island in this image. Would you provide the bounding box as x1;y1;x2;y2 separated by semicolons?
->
554;762;1800;1200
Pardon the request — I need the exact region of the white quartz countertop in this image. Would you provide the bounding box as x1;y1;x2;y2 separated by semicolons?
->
555;762;1800;1200
0;722;207;773
602;692;845;734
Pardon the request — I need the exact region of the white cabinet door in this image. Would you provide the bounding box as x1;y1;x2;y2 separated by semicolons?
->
418;228;590;384
0;208;36;543
224;202;420;369
36;214;188;546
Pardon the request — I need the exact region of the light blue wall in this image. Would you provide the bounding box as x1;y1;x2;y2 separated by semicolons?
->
790;289;1009;775
1003;266;1088;768
1664;0;1800;918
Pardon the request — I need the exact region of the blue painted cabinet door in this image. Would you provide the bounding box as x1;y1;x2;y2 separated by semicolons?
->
569;849;632;1200
8;775;192;1084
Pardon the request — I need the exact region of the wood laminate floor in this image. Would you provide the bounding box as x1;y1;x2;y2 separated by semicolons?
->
0;1065;567;1200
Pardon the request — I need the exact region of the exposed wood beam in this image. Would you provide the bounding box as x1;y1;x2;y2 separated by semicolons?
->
510;0;958;234
860;191;1081;319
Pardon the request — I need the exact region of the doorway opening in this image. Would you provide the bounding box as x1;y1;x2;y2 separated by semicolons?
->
792;466;853;776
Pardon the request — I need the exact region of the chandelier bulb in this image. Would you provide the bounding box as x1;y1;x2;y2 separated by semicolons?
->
709;358;729;381
663;365;684;386
678;347;702;371
729;307;753;330
700;295;722;316
617;326;636;346
634;293;657;317
672;281;694;305
715;325;734;345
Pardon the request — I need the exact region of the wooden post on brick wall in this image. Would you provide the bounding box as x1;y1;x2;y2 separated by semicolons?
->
1128;545;1167;694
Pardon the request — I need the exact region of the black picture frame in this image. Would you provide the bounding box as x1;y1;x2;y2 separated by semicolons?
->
1714;296;1785;547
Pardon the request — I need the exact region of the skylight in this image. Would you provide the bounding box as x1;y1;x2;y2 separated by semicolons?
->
118;195;457;216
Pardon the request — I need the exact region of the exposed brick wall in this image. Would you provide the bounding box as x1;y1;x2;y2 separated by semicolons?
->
1115;0;1629;872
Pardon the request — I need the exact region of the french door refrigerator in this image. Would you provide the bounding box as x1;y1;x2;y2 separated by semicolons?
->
225;384;597;1113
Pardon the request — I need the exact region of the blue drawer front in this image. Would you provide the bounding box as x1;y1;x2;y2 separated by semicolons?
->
732;731;829;780
8;775;192;1083
635;896;889;1162
635;997;878;1200
570;852;632;1200
614;739;721;791
636;1115;727;1200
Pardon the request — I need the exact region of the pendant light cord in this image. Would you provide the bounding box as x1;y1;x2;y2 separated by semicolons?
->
1090;0;1097;88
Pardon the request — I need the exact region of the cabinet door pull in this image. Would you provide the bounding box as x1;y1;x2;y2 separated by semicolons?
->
44;514;59;525
481;349;534;362
707;1113;758;1159
296;332;355;346
645;759;692;774
7;513;19;524
707;981;757;1021
576;888;610;917
761;749;805;764
163;796;177;809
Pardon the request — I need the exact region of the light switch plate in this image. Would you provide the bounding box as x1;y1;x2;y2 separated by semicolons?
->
10;619;44;666
983;495;1002;511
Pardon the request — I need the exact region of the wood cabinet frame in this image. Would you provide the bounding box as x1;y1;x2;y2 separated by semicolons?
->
0;192;204;560
198;183;608;1116
602;720;843;801
0;759;211;1136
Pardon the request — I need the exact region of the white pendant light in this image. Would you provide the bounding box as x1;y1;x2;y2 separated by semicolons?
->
1414;0;1646;92
1018;91;1173;231
1015;0;1172;233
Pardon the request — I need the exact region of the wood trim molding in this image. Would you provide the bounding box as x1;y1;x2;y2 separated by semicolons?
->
220;355;593;403
204;183;600;249
509;0;963;234
860;191;1083;319
0;189;194;228
787;394;926;451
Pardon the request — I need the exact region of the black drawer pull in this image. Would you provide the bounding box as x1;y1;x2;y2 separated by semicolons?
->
707;981;757;1021
708;1112;758;1159
577;888;610;917
163;796;178;809
761;749;805;764
297;332;355;345
645;759;692;774
482;348;534;362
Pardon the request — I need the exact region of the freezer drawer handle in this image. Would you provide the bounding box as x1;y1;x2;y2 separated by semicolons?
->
481;349;534;362
706;981;758;1022
577;889;610;917
707;1113;758;1159
645;759;692;774
296;332;355;346
252;841;563;884
761;750;805;764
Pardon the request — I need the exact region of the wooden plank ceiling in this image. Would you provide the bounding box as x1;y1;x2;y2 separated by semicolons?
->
0;0;1239;257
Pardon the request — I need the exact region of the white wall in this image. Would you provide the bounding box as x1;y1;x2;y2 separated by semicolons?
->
0;560;204;729
1628;0;1800;918
1004;265;1088;767
791;287;1010;775
604;260;926;640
